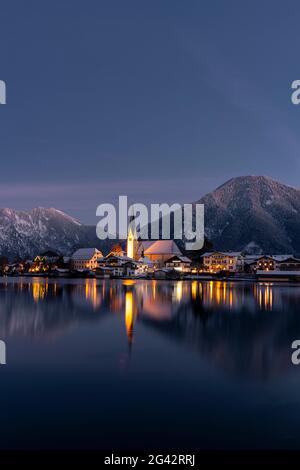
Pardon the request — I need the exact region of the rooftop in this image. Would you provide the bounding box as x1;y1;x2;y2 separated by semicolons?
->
201;251;242;257
71;248;102;260
144;240;182;256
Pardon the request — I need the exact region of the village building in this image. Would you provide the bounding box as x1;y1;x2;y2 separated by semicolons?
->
245;255;291;272
125;216;185;268
153;269;169;279
97;255;137;277
141;240;183;267
123;261;137;277
272;255;300;271
255;255;277;271
165;255;192;273
135;256;154;275
244;255;300;272
107;243;127;258
29;255;51;273
201;251;243;273
71;248;103;271
243;255;262;273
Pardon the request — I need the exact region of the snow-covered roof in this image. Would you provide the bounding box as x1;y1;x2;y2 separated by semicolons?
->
104;255;133;262
137;241;155;254
253;255;298;262
144;240;182;256
201;251;242;257
271;255;295;262
71;248;102;260
139;256;154;265
243;255;262;264
167;255;192;263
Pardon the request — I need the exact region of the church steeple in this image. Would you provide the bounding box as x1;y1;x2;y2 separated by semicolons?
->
126;210;139;260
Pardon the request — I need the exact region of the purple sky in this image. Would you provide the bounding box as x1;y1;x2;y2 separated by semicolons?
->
1;0;300;223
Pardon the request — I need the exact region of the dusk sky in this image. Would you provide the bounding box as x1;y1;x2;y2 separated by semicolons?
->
0;0;300;223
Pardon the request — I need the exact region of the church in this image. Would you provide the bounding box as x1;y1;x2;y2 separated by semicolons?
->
126;224;183;267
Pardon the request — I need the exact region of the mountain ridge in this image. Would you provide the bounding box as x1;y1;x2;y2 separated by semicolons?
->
0;207;110;260
197;175;300;254
0;175;299;259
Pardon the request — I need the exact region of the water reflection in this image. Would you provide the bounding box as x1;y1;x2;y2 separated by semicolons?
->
125;290;136;345
32;281;49;302
254;283;274;310
0;278;299;379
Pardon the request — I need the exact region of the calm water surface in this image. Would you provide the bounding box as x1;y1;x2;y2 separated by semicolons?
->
0;277;300;449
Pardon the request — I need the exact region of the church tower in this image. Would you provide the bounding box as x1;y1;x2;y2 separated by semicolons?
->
127;223;139;260
126;215;139;260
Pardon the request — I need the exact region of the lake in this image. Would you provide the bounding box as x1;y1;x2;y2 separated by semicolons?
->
0;277;299;450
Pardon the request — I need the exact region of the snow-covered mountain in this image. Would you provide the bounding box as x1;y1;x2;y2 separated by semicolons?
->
197;176;300;254
0;207;108;260
1;176;299;259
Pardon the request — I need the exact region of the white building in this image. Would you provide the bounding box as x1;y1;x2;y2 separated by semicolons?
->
250;255;300;272
139;240;183;267
71;248;103;271
201;251;243;273
165;255;192;272
136;256;154;275
98;255;138;277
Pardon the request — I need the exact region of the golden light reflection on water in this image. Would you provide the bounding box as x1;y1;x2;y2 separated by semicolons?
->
254;283;274;310
20;278;277;332
200;281;236;308
32;281;48;302
31;279;104;308
125;291;135;344
84;279;102;309
23;279;278;313
1;278;297;384
152;280;157;300
122;280;136;287
191;281;197;300
175;282;183;302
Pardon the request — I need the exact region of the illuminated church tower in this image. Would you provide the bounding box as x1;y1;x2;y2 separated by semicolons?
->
126;215;139;260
